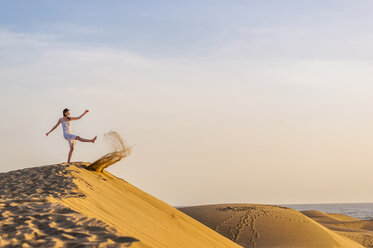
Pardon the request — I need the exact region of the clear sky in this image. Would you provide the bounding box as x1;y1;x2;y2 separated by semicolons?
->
1;1;373;206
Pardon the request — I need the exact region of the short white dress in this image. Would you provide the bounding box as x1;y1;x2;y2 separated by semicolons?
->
61;119;77;147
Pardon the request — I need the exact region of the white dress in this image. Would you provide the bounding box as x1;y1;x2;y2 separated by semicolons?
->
61;119;77;146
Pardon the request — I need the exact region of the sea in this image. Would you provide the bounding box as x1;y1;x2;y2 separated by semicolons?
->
278;202;373;220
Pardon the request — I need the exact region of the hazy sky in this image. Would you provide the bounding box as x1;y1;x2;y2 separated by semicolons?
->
1;1;373;206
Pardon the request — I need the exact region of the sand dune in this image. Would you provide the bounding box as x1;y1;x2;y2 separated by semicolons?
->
1;162;369;248
178;203;365;248
0;162;241;247
0;164;138;247
302;210;373;247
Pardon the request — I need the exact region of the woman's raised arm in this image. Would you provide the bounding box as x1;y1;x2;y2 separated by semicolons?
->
46;119;61;136
70;109;89;121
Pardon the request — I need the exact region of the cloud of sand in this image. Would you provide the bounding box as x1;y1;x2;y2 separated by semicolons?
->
87;131;131;172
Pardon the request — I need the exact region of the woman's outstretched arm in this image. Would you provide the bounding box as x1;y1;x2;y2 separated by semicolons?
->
70;110;89;120
46;119;62;136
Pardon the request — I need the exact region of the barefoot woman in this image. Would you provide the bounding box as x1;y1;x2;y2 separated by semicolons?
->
46;108;97;163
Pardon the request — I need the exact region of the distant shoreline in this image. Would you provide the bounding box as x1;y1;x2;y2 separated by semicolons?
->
176;202;373;220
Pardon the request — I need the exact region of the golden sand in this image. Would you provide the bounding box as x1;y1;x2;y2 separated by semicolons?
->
0;161;369;247
179;204;366;248
0;162;240;247
302;210;373;247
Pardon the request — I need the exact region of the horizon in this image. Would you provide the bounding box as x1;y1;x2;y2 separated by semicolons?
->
2;1;373;207
174;201;373;208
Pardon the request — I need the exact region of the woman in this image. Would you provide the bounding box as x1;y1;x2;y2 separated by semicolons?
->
46;108;97;163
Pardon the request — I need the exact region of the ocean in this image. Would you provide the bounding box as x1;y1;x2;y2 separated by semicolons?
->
278;202;373;220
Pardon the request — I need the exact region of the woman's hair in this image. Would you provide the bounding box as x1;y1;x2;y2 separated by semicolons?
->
63;108;71;121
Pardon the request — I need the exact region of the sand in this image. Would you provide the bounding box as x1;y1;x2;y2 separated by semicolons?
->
0;162;369;248
0;162;241;247
178;203;366;248
0;163;139;247
302;210;373;247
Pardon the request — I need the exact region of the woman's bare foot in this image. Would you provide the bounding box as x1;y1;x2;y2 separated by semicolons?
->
92;136;97;143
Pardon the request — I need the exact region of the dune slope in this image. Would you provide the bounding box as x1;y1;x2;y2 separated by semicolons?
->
178;203;365;248
302;210;373;247
0;163;138;247
0;162;241;248
52;162;242;248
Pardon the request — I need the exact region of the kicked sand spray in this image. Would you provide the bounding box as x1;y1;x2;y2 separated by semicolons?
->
87;131;131;172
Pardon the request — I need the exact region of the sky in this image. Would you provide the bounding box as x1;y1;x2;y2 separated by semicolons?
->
1;0;373;206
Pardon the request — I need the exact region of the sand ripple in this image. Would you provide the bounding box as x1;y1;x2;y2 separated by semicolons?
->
0;163;139;247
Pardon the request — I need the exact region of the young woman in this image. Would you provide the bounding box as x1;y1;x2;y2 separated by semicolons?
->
46;108;97;163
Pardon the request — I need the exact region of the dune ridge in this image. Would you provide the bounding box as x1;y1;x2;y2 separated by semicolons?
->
58;162;241;248
0;164;138;247
0;162;241;248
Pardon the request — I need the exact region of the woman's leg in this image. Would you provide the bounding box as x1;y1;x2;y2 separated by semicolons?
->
75;136;97;143
67;142;75;163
